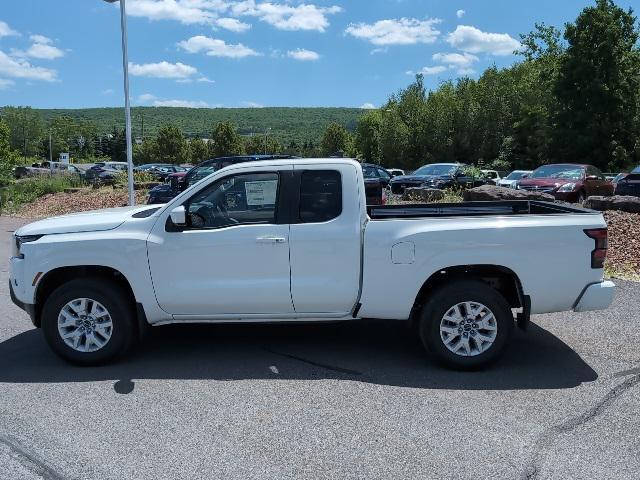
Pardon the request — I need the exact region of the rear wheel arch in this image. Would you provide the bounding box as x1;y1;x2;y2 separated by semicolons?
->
410;264;524;325
34;266;137;327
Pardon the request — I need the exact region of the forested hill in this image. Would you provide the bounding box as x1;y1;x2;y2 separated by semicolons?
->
34;107;366;144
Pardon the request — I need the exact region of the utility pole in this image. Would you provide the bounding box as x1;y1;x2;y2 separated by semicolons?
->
49;131;52;164
104;0;135;206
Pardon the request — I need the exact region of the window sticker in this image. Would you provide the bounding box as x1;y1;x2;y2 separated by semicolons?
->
245;180;278;206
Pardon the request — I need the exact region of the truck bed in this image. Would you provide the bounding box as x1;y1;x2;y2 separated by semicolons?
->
368;200;593;219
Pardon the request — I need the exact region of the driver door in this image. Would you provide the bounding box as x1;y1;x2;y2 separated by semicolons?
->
147;166;294;318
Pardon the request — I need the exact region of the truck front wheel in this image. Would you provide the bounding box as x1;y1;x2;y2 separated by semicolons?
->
41;278;135;365
419;280;513;370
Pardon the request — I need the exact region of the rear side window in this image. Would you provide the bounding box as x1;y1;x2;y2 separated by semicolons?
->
299;170;342;223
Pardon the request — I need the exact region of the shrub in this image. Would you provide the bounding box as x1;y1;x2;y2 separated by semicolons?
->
1;174;86;213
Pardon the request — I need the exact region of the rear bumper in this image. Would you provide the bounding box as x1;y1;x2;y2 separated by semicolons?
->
573;281;615;313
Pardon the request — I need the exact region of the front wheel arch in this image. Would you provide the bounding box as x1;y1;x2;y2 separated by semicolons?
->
35;265;136;328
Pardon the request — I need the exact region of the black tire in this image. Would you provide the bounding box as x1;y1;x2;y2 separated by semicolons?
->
577;191;586;205
41;278;135;366
418;280;513;370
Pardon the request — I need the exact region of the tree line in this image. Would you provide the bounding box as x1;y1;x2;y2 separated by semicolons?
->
352;0;640;173
1;0;638;175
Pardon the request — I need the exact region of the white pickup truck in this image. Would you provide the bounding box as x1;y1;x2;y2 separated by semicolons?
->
10;159;615;369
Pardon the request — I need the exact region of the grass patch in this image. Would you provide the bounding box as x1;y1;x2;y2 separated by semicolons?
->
0;175;86;214
605;264;640;282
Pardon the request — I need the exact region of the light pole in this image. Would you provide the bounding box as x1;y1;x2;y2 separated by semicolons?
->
105;0;135;206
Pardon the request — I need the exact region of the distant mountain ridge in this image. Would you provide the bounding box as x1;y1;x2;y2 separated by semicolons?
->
33;106;367;144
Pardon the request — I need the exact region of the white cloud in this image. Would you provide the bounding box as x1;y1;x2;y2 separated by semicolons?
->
370;47;388;55
178;35;260;58
125;0;340;32
196;76;216;83
0;50;57;81
215;17;251;32
447;25;520;56
360;103;376;109
138;93;157;103
12;34;65;60
407;66;447;76
432;52;478;68
30;34;52;44
241;101;264;108
153;99;210;108
0;21;18;38
24;43;65;60
129;61;198;79
0;78;15;89
456;10;465;19
345;18;441;46
232;1;341;32
137;91;212;108
126;0;217;25
287;48;319;61
102;88;114;95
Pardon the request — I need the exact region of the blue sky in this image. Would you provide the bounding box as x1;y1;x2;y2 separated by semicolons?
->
0;0;636;109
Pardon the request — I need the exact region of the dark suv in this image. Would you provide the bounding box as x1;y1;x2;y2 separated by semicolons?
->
389;163;486;195
614;166;640;197
147;155;296;204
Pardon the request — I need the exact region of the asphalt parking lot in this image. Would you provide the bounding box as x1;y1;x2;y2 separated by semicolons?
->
1;216;639;480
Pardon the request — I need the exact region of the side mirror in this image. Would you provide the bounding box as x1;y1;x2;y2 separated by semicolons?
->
170;206;187;226
521;174;529;179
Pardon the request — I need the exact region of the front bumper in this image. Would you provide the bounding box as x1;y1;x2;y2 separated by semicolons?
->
9;281;37;326
573;281;615;313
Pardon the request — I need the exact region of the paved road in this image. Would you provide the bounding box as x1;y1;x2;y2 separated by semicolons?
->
1;216;638;480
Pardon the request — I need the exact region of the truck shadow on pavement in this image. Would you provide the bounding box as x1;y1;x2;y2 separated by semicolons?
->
0;320;597;392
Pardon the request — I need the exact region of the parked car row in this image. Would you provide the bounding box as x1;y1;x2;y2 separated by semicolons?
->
386;160;639;203
13;161;83;179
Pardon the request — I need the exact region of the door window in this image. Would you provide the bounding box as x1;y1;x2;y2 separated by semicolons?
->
186;172;279;229
299;170;342;223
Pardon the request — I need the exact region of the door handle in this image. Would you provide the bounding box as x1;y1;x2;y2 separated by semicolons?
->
256;236;287;244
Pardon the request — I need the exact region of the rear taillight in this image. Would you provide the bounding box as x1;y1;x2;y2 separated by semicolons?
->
584;228;608;269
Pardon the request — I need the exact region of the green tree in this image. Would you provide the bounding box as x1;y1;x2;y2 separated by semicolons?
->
0;106;43;158
209;122;244;157
188;137;209;163
355;110;382;163
0;119;17;179
321;122;351;156
133;139;158;165
244;134;283;155
156;124;188;164
552;0;640;171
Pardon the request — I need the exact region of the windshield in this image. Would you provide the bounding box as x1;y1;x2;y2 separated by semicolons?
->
632;166;640;174
186;165;217;187
505;171;529;180
530;165;584;180
362;166;378;178
413;164;457;176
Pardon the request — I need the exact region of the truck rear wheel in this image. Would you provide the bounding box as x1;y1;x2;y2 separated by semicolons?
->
418;280;513;370
41;278;135;365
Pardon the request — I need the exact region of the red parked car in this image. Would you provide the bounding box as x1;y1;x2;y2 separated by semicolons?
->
517;164;613;203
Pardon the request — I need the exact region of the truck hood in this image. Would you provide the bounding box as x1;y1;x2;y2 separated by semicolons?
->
15;205;161;236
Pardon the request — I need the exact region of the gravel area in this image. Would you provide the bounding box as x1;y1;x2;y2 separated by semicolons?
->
603;210;640;278
11;187;149;218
